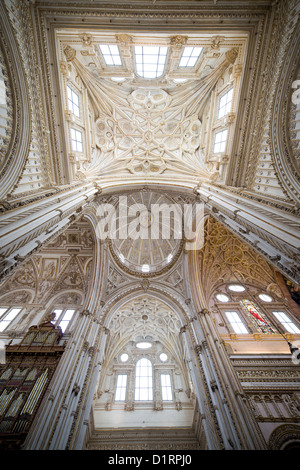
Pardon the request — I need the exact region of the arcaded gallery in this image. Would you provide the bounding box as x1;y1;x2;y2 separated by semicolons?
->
0;0;299;452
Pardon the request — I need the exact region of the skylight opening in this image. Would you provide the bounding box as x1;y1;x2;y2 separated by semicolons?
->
259;294;273;302
228;284;245;292
179;47;203;68
111;77;126;82
136;342;152;349
99;44;122;66
216;294;229;303
134;46;168;79
142;264;150;273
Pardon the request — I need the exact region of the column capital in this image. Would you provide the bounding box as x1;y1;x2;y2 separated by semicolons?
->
198;308;210;316
79;309;92;316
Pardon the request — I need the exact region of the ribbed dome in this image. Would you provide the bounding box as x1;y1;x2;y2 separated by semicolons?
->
109;191;183;276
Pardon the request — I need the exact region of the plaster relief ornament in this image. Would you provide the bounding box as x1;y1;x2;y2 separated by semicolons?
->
63;45;238;182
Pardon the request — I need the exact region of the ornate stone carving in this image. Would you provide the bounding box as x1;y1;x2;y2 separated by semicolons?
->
64;44;76;62
170;35;188;47
115;33;133;45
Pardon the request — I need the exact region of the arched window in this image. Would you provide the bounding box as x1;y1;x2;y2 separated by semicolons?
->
134;358;153;401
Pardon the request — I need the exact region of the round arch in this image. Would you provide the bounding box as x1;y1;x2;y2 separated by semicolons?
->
101;285;192;331
268;424;300;450
0;5;31;199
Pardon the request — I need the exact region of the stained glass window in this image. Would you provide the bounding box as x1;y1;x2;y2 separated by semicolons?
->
240;300;277;334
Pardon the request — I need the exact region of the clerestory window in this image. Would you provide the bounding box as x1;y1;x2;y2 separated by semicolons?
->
70;128;83;152
160;373;173;401
179;46;202;68
99;44;122;66
134;46;168;79
53;308;75;333
225;311;248;334
272;311;300;334
67;86;80;117
218;88;233;119
213;129;228;153
134;357;153;401
0;307;22;332
115;374;128;401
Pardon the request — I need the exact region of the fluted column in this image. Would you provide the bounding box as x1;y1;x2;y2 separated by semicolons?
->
179;325;221;450
22;307;103;449
194;308;267;449
23;222;106;450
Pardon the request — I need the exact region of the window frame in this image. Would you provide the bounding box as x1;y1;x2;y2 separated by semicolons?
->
67;85;80;118
52;308;76;334
115;374;128;402
99;44;122;66
179;46;203;68
134;357;153;402
160;373;173;401
224;310;249;335
217;87;233;119
213;128;228;154
0;307;22;332
134;45;168;79
70;127;83;153
272;311;300;334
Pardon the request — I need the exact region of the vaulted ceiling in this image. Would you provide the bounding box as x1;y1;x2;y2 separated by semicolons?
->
54;29;247;188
